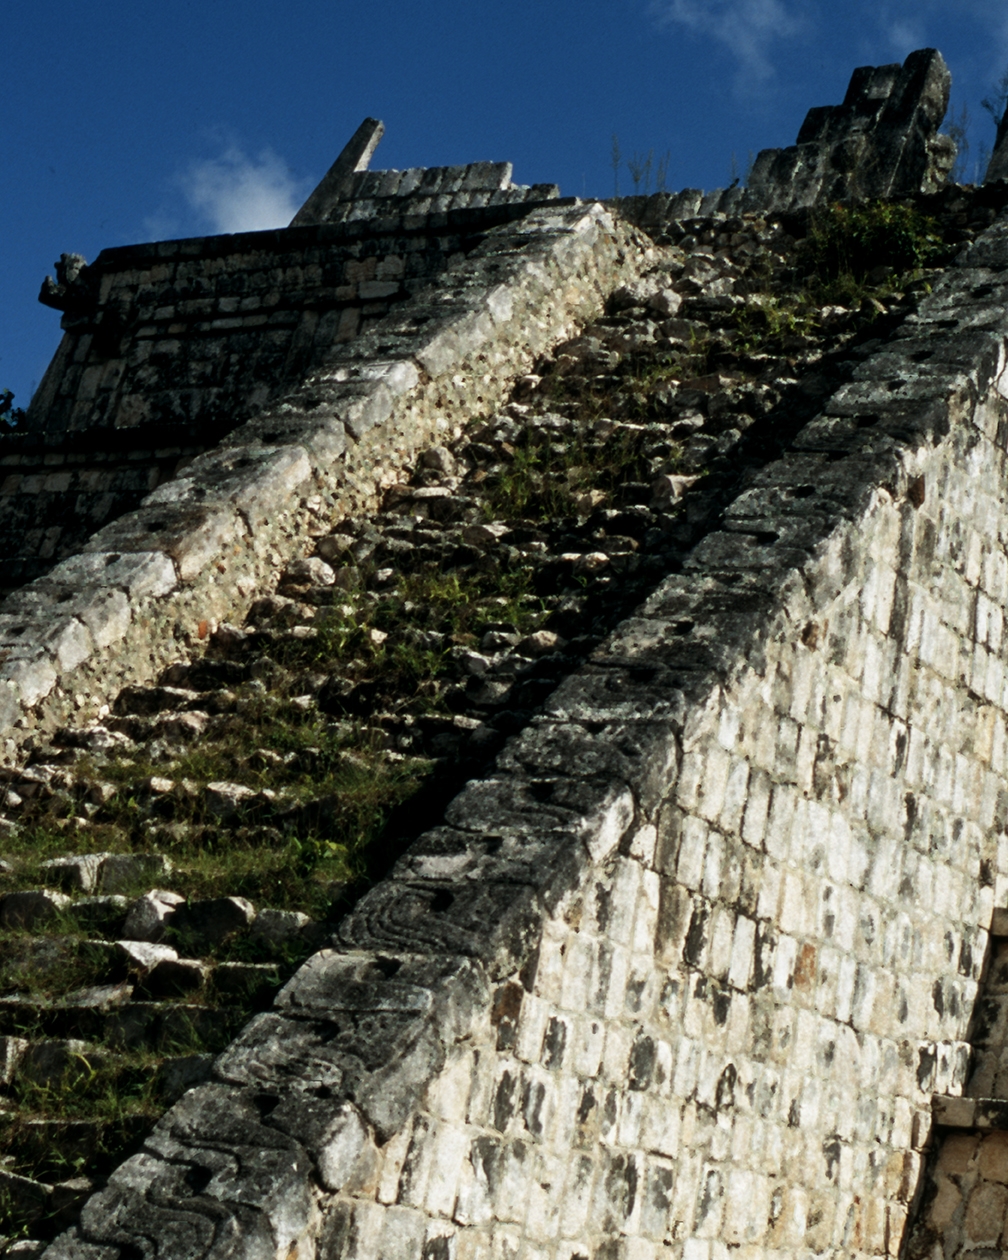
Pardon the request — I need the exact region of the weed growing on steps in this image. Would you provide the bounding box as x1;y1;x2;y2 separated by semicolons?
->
799;200;953;306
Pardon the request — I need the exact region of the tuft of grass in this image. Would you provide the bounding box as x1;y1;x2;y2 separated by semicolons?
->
799;201;952;305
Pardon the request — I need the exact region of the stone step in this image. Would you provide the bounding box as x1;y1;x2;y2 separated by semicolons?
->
991;906;1008;938
1;1240;49;1260
0;1109;148;1183
0;1168;94;1234
0;994;227;1050
932;1093;1008;1130
0;1168;51;1230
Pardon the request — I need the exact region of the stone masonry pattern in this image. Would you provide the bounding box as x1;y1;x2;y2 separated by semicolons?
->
2;46;1008;1260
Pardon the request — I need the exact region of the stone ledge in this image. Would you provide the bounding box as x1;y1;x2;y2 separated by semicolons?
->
933;1095;1008;1130
0;202;650;763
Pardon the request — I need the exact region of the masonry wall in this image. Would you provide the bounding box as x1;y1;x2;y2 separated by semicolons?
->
0;199;558;593
305;383;1008;1260
28;206;553;446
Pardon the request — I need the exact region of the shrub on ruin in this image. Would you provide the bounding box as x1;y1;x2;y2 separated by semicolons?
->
802;201;950;301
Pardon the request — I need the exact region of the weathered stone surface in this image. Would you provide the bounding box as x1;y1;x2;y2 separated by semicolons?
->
15;68;1008;1260
168;897;256;950
248;907;310;945
115;940;178;973
748;48;955;210
42;854;108;893
0;890;70;930
97;853;173;893
121;889;184;942
204;781;256;818
290;116;386;227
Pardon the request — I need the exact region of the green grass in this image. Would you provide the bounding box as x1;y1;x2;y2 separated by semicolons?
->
798;200;953;307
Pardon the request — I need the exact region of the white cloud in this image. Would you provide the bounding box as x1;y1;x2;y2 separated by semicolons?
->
181;146;307;234
883;18;927;57
654;0;804;90
872;0;1008;71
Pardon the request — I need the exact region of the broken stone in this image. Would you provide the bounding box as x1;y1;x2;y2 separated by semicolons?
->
209;623;246;654
116;939;179;972
652;472;700;503
143;957;209;997
517;630;566;656
462;522;511;546
41;852;108;893
151;710;210;740
98;852;174;893
648;287;683;316
451;647;491;676
114;685;202;716
0;1036;28;1086
205;780;257;817
314;533;354;562
420;445;457;476
3;1240;48;1260
61;982;133;1010
122;889;184;941
250;907;311;944
571;551;610;575
53;724;133;753
169;896;256;950
85;780;118;806
283;556;336;586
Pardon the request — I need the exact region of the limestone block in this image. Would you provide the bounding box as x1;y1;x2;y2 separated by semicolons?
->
964;1180;1008;1248
0;889;71;929
98;852;173;892
168;896;255;950
204;781;256;818
42;853;109;893
977;1130;1008;1182
122;889;184;941
1;651;55;708
250;907;311;944
76;586;131;649
47;549;177;600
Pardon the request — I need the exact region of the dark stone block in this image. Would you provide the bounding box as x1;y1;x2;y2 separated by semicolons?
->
748;49;954;212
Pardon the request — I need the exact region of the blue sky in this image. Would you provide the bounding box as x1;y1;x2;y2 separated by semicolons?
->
4;0;1008;408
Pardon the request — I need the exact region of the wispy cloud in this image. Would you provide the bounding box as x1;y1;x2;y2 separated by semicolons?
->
654;0;804;91
872;0;1008;72
883;18;926;56
180;145;308;234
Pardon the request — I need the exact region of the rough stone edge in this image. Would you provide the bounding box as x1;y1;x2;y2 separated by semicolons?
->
37;213;1008;1256
0;201;654;763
